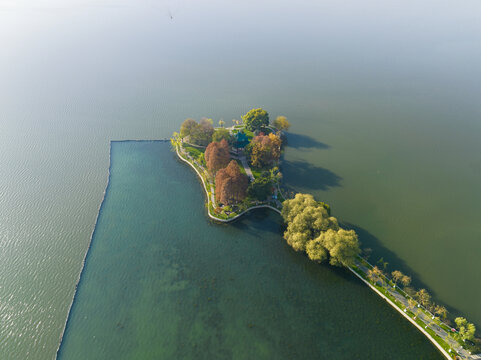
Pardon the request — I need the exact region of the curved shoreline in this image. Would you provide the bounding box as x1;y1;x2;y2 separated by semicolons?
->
348;267;452;360
55;140;465;360
175;145;281;222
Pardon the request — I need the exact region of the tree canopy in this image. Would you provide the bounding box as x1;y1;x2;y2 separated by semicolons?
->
180;118;214;146
247;173;273;200
455;317;476;341
246;133;282;168
241;108;269;131
212;128;234;144
215;160;248;205
180;118;198;138
205;139;230;174
273;115;290;131
281;194;360;267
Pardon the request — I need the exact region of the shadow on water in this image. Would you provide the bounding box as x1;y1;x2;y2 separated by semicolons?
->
281;160;342;191
230;209;283;237
286;133;330;150
343;222;467;322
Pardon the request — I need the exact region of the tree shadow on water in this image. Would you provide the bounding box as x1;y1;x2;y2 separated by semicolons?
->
286;133;330;151
281;160;342;191
342;222;468;321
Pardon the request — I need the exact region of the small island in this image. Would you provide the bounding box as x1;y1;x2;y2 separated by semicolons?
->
171;108;288;221
171;108;480;359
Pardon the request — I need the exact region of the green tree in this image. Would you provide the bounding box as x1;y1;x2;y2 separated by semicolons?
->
455;317;476;341
400;275;412;287
391;270;404;285
180;118;198;138
273;115;290;131
212;128;234;144
190;118;214;146
242;108;269;131
415;289;431;308
306;237;328;263
247;174;272;200
319;229;360;267
408;298;417;312
282;194;338;252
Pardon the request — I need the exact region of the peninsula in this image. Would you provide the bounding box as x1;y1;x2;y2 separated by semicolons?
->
171;108;480;360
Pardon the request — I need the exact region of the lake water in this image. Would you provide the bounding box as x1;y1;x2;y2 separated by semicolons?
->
58;141;442;359
0;0;480;359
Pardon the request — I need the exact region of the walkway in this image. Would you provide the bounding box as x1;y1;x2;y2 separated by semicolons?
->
230;150;254;182
355;260;477;359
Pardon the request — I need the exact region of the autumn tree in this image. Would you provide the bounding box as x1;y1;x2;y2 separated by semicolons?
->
242;108;269;131
205;139;230;174
215;160;248;205
434;305;448;320
273;115;290;131
247;133;282;168
400;274;412;287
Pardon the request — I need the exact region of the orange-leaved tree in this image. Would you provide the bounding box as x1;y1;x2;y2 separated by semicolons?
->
215;160;248;205
205;139;230;174
248;133;282;168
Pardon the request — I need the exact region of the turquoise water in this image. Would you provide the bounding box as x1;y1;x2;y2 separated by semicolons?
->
58;141;442;359
2;1;481;357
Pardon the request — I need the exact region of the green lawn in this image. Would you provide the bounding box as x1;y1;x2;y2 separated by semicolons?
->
244;129;254;141
250;167;262;179
235;160;247;175
183;145;204;158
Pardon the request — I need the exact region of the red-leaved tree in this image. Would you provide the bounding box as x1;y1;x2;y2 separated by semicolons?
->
215;160;248;205
205;139;230;174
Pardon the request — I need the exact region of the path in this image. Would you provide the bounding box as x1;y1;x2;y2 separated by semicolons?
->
355;260;477;359
230;150;254;182
176;138;479;359
176;144;281;222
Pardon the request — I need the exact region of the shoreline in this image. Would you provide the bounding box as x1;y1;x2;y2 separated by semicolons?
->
175;144;281;222
177;141;463;359
348;267;452;360
56;140;473;360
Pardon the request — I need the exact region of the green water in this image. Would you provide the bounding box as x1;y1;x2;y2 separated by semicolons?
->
1;1;481;358
58;141;442;359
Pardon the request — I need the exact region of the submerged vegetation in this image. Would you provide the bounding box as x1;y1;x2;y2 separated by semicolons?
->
172;107;480;358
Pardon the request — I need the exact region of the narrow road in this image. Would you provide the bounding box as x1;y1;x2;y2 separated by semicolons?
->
357;261;476;359
230;151;254;182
